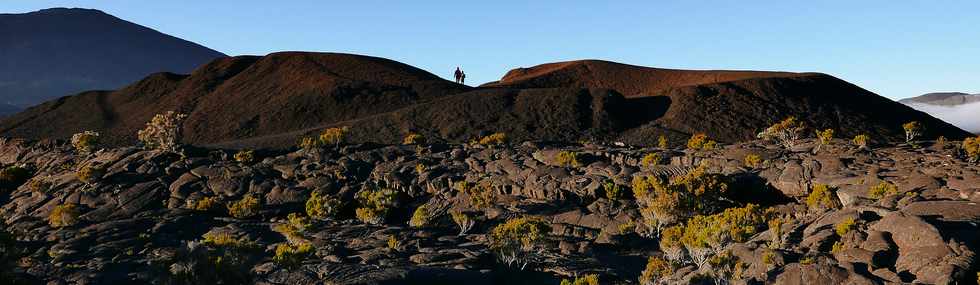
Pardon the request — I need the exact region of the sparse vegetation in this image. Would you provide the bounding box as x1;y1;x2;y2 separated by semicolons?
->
555;151;582;167
71;130;101;154
744;154;762;168
27;178;50;193
560;274;599;285
409;205;430;228
138;111;188;152
458;181;495;209
233;149;255;164
963;137;980;163
273;242;312;269
475;132;508;146
603;180;625;200
835;218;856;236
686;133;717;151
758;116;806;148
355;187;398;224
489;217;551;270
306;190;342;220
450;210;476;235
806;184;839;210
814;129;834;153
853;134;870;150
403;132;425;145
902;121;923;143
641;153;661;167
633;162;731;236
319;126;350;150
194;197;220;212
768;216;785;248
868;181;898;200
49;203;81;227
658;135;668;149
76;163;105;184
387;235;401;251
639;256;673;285
228;195;261;219
665;204;768;269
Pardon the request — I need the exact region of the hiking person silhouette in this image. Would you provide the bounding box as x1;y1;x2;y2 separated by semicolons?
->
454;67;462;84
460;71;466;85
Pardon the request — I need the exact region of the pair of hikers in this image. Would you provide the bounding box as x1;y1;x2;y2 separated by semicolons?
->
453;67;466;84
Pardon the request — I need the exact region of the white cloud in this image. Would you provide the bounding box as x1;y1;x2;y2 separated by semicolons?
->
905;102;980;133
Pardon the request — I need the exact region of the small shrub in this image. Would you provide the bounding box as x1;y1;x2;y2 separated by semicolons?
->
867;181;898;200
831;240;844;253
618;219;636;235
641;153;661;167
194;197;220;212
935;136;947;149
806;184;839;210
27;178;50;193
76;164;105;184
686;133;716;151
228;195;261;219
403;133;425;145
138;111;188;152
49;203;81;227
409;205;430;228
555;151;582;167
463;181;496;209
70;131;100;153
758;116;806;148
639;256;672;285
415;163;426;175
814;129;834;153
273;242;312;269
603;181;624;200
902;121;923;143
355;188;398;224
709;251;747;282
305;191;342;220
202;232;255;249
852;134;870;149
273;213;311;244
768;217;784;249
744;154;762;168
835;218;856;236
561;274;599;285
386;235;401;251
800;256;815;265
450;210;476;235
762;251;777;265
963;137;980;163
679;204;768;269
0;166;31;191
489;217;551;270
298;136;322;151
659;226;685;262
233;150;255;164
633;162;731;236
319;126;350;149
658;135;668;149
477;133;508;146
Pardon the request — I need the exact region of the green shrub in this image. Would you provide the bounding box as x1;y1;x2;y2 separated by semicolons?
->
743;154;762;168
305;191;342;220
489;217;551;270
71;130;101;153
228;195;261;219
49;203;81;227
677;204;768;269
194;197;220;212
76;164;105;184
461;181;495;209
138;111;188;152
757;116;806;148
409;205;430;228
806;184;839;210
233;149;255;164
387;235;401;251
658;135;668;149
868;181;898;200
633;162;730;236
560;274;599;285
355;188;398;224
814;129;834;153
963;137;980;163
555;151;582;167
641;153;661;167
659;225;685;262
319;126;350;149
451;210;476;235
273;242;312;269
273;213;311;244
476;132;508;146
686;133;716;150
403;133;425;145
903;121;923;143
835;218;856;236
603;181;624;200
852;134;870;149
0;166;31;191
639;256;672;285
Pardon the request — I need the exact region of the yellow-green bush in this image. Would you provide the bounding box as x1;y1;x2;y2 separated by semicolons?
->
70;131;100;154
273;242;312;269
489;217;551;269
137;111;188;152
319;126;350;148
902;121;923;143
233;150;255;164
409;205;430;228
757;116;806;148
76;164;104;184
675;204;768;269
815;129;834;153
659;225;685;262
560;274;599;285
387;235;401;251
355;188;398;224
27;178;50;193
686;133;716;151
743;154;762;168
963;137;980;163
461;181;495;209
835;218;856;236
298;136;322;151
806;184;839;210
403;133;425;145
555;151;582;167
273;213;311;243
603;181;624;200
641;153;661;167
305;191;342;220
867;181;898;200
476;132;508;146
852;134;870;149
450;210;475;235
49;203;81;227
658;135;668;149
227;195;261;219
194;197;220;212
639;256;673;285
633;162;730;236
202;232;256;249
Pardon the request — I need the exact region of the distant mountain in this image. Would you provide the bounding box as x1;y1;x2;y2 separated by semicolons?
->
900;92;980;134
0;8;226;111
899;92;980;106
0;53;970;149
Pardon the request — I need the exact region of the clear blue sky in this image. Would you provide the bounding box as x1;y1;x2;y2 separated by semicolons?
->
4;0;978;99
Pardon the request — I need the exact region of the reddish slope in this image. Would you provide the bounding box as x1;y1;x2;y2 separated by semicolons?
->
0;52;469;147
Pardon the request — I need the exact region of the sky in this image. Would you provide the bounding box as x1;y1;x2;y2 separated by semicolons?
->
3;0;978;100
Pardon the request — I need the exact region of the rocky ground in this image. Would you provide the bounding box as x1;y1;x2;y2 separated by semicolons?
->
0;136;977;284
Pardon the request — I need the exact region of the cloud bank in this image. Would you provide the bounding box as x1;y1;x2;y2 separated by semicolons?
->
905;102;980;133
